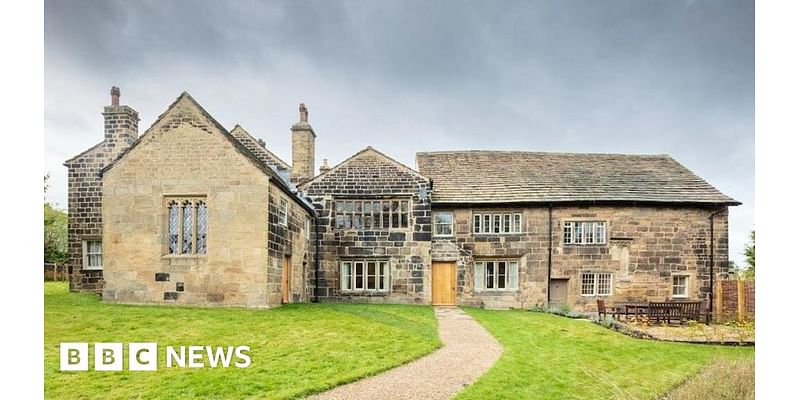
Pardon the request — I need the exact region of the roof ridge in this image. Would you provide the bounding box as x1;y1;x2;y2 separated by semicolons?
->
229;124;291;169
416;150;670;158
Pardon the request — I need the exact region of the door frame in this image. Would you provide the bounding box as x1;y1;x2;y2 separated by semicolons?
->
431;261;457;306
282;255;292;304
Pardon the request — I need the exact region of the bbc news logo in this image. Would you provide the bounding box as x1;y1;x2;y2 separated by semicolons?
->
60;343;251;371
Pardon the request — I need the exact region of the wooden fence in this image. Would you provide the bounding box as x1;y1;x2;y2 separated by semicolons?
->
44;263;68;281
715;279;755;322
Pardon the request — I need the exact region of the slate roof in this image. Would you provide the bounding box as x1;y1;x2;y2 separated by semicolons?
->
415;151;739;205
230;125;291;171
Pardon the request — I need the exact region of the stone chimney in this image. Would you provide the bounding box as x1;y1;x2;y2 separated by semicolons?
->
319;158;331;174
291;102;316;183
103;86;139;159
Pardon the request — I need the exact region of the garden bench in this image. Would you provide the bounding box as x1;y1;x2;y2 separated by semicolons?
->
648;301;702;324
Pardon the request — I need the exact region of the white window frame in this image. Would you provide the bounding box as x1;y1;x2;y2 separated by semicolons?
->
433;211;454;237
474;260;519;292
340;260;390;293
672;275;689;298
580;272;613;296
82;240;103;270
473;212;523;235
564;221;607;245
278;198;289;226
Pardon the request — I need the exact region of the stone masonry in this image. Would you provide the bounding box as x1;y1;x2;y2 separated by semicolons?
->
433;205;729;310
301;147;433;304
101;93;313;307
63;86;139;293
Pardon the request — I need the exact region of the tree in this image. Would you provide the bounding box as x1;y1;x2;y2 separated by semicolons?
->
743;230;755;278
44;173;68;263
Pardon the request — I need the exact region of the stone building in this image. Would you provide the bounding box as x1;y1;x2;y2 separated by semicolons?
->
65;88;739;311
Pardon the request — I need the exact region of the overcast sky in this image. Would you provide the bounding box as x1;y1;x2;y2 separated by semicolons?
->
44;0;754;266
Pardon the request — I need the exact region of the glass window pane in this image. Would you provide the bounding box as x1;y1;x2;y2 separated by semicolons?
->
355;262;364;289
585;222;594;244
474;262;484;290
581;273;595;295
493;214;501;233
474;214;481;233
168;202;179;254
574;223;583;244
341;262;352;290
483;215;491;233
513;214;522;233
379;262;387;290
196;202;207;254
509;261;518;289
596;222;606;244
497;261;506;289
182;201;193;254
367;262;376;289
503;214;511;233
486;261;495;289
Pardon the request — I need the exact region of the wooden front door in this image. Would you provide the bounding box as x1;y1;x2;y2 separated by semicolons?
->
282;255;292;304
432;262;456;306
549;279;569;305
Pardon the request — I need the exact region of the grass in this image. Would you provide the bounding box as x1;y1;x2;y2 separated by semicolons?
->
44;283;440;399
458;308;754;400
662;358;755;400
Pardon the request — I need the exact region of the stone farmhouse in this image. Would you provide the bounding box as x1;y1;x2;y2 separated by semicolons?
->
65;88;740;310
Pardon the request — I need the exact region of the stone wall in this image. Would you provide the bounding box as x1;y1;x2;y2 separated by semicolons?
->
64;100;139;293
101;95;308;307
266;182;315;304
433;205;730;310
301;148;432;304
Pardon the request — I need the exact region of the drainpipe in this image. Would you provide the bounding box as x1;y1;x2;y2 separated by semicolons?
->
313;214;320;303
708;207;727;316
546;204;553;306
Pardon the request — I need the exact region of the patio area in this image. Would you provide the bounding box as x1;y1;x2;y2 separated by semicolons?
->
596;299;755;345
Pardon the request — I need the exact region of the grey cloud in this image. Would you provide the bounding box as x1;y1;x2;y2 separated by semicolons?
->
44;0;754;265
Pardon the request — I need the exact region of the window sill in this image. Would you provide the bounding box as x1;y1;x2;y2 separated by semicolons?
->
475;289;519;294
473;233;524;236
341;290;390;295
564;243;607;247
580;294;612;297
162;254;207;259
82;267;103;271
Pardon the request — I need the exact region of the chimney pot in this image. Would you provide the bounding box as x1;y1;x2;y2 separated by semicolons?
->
110;86;121;106
319;158;331;174
299;103;308;122
257;138;266;147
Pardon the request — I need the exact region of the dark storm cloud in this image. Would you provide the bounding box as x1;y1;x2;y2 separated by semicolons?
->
44;0;754;264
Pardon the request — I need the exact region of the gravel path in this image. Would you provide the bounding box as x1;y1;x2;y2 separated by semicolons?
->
307;307;503;400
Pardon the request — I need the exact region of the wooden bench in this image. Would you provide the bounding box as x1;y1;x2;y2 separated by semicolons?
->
648;301;702;324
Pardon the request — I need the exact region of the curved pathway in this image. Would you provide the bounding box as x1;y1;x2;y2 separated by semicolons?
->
308;307;503;400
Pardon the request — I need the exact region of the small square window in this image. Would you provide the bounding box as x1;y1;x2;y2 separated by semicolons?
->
278;198;289;226
83;240;102;270
433;212;454;237
672;275;689;298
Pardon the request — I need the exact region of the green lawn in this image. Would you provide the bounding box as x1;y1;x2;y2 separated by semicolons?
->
457;308;754;400
44;283;440;399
